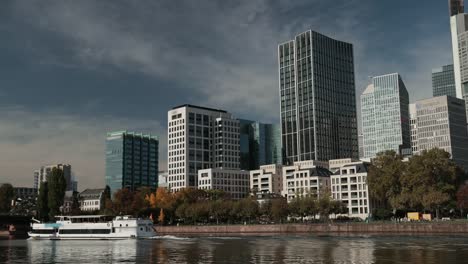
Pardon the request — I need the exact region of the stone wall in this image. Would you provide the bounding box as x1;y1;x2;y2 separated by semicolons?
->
156;223;468;235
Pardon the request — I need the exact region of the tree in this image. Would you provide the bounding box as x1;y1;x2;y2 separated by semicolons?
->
113;188;135;215
317;190;333;222
239;198;259;223
37;182;49;221
271;198;289;223
0;183;14;213
158;208;165;224
47;168;67;219
456;184;468;217
367;150;405;210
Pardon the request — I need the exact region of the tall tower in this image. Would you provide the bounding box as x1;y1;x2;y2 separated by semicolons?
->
361;73;411;159
449;0;464;16
278;30;358;165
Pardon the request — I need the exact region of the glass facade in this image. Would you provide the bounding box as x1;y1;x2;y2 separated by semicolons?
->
105;131;159;196
449;0;464;16
361;73;410;159
432;64;456;97
279;30;358;165
239;120;282;170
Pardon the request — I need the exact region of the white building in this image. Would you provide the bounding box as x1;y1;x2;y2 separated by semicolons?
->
198;168;249;200
167;105;240;192
250;164;283;195
330;161;370;220
79;188;105;212
281;160;331;202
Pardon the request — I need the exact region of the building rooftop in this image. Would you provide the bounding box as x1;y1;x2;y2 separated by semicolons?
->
171;104;228;113
79;188;105;199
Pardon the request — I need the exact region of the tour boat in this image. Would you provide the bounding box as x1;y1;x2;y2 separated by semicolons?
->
28;215;156;240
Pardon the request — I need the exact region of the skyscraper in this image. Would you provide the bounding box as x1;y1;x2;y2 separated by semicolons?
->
432;64;457;97
167;105;240;192
361;73;411;159
239;120;282;170
450;8;468;100
449;0;464;16
411;96;468;169
278;30;358;165
105;131;159;196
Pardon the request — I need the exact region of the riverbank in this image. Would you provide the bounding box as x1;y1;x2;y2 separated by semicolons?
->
156;222;468;236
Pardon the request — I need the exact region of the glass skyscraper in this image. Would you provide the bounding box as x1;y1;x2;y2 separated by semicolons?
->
105;131;159;196
361;73;410;159
432;64;457;97
239;120;282;170
278;30;358;165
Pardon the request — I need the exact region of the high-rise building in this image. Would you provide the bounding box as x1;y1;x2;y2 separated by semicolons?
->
167;105;240;192
409;104;418;154
34;164;73;192
358;134;364;159
450;11;468;99
278;30;358;165
105;131;159;196
432;64;457;97
449;0;464;16
239;120;282;170
361;73;411;159
411;96;468;169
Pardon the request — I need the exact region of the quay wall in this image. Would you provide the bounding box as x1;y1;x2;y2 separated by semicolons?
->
156;223;468;235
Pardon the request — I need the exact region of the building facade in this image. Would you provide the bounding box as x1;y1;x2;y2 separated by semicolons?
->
330;161;370;220
240;120;282;170
278;30;358;165
280;160;331;202
432;64;457;97
167;105;240;192
105;131;159;196
450;0;464;16
79;188;105;212
361;73;411;159
34;164;75;192
250;164;283;195
198;168;250;200
411;96;468;169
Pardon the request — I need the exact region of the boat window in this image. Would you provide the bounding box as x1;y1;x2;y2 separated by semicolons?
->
59;229;111;234
31;229;55;234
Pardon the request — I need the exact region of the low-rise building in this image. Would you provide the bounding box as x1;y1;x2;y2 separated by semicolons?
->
330;161;371;220
14;187;37;200
281;160;332;202
198;168;250;200
250;164;282;195
79;188;105;212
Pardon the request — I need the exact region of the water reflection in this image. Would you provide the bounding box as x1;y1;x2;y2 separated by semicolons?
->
1;235;468;263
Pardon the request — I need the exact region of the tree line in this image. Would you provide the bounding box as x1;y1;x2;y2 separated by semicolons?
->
368;149;468;219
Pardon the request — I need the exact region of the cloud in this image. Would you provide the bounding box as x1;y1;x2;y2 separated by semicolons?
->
0;106;166;189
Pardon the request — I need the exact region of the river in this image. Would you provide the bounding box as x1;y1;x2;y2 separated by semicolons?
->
1;235;468;263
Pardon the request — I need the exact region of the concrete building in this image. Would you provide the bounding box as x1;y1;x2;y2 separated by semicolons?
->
450;9;468;100
358;134;364;159
361;73;411;159
409;104;418;154
329;158;359;174
167;105;240;192
79;188;105;212
457;31;468;122
34;164;74;192
330;161;371;220
281;160;331;202
449;0;464;16
250;164;283;195
105;131;159;196
158;171;168;188
198;168;250;200
14;187;37;200
239;120;282;170
411;96;468;169
432;64;457;97
279;30;358;165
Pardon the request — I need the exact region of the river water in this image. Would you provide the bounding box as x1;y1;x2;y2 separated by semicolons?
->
1;235;468;263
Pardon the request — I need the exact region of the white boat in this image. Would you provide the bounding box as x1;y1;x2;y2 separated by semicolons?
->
28;215;156;240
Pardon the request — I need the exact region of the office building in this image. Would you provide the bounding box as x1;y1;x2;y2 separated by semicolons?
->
250;164;283;195
105;131;159;196
409;104;418;154
358;134;364;159
34;164;74;192
361;73;411;159
167;105;240;192
281;160;331;202
330;161;371;220
432;65;457;97
14;187;37;200
239;120;282;170
449;0;464;16
278;30;358;165
198;168;250;200
411;96;468;169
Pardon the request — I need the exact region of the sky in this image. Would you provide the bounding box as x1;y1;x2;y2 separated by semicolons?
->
0;0;453;190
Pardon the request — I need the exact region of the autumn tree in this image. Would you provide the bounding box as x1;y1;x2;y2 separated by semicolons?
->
113;188;135;215
158;208;165;224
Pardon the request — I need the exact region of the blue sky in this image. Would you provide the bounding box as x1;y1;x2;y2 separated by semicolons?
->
0;0;452;189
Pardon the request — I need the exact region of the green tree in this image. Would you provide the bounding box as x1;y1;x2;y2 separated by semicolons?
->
456;184;468;217
239;198;259;223
0;183;14;214
47;168;67;219
271;198;289;223
317;190;333;222
70;191;81;215
37;182;49;221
